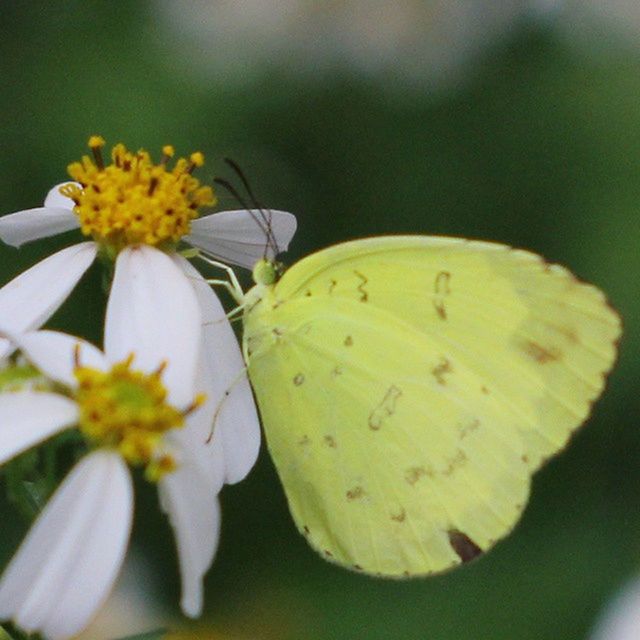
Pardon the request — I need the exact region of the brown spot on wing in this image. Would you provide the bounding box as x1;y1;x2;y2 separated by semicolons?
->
298;435;311;446
391;508;406;522
442;449;467;476
293;373;305;386
432;357;453;385
448;530;483;563
323;435;337;448
354;270;369;302
368;385;402;430
523;340;561;364
344;335;354;347
457;418;480;440
346;486;366;501
405;466;428;485
554;324;579;344
433;271;451;320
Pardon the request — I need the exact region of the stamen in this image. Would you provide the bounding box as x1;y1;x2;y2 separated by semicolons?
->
182;392;207;417
185;152;205;175
152;360;168;377
160;145;175;164
73;342;81;368
88;135;106;170
146;454;177;482
59;182;81;205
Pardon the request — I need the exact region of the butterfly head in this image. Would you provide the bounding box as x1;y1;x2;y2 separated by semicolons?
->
212;158;295;281
252;258;285;286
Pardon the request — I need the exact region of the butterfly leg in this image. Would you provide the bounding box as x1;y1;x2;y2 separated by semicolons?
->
206;366;250;444
197;254;245;303
206;277;245;304
201;301;247;327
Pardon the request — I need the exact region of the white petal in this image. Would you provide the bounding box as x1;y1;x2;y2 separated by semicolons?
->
589;576;640;640
186;209;297;269
175;257;261;483
0;206;80;247
158;462;220;618
10;330;107;388
43;182;79;211
0;243;97;359
193;355;229;490
165;355;227;493
75;549;170;640
105;246;202;408
0;451;133;640
0;391;78;465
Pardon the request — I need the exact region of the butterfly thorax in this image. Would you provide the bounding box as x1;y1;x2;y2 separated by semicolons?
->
242;277;282;362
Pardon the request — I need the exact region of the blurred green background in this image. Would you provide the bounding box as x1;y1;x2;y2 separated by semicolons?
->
0;2;638;639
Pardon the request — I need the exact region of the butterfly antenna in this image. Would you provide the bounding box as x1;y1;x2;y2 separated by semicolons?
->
212;176;270;241
223;157;279;259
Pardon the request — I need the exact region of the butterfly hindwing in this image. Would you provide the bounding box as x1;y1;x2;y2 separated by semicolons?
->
248;297;530;575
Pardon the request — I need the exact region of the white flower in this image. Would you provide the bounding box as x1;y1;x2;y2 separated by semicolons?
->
0;137;297;485
589;576;640;640
0;247;224;639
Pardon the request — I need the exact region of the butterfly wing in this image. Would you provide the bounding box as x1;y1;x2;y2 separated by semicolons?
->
244;236;620;575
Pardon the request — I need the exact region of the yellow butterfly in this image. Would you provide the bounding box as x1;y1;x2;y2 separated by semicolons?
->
236;235;620;576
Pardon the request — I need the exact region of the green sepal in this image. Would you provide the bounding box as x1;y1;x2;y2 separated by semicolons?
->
2;430;85;521
179;247;199;259
0;623;43;639
0;363;44;393
97;246;117;295
0;626;15;640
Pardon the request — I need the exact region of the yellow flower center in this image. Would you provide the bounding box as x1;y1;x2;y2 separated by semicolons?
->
60;136;216;253
74;355;202;481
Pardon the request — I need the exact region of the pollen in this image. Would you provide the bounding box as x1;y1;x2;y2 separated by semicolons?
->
60;137;216;253
74;355;190;479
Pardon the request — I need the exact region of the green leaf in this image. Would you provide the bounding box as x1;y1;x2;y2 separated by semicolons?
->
1;431;86;522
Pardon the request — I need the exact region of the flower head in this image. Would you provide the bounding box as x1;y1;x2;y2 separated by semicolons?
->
62;137;215;253
0;137;298;639
0;248;222;639
0;136;297;495
75;353;206;480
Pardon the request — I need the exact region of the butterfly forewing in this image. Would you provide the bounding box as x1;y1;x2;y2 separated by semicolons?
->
273;236;621;469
